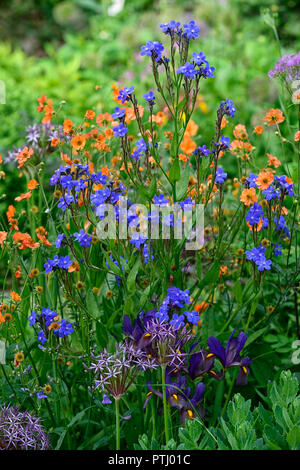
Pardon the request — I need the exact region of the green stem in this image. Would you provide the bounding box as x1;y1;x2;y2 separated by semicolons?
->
115;397;120;450
161;365;170;444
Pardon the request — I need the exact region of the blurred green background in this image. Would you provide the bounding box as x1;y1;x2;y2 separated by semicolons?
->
0;0;299;159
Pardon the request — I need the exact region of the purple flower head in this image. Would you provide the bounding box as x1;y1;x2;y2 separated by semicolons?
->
268;52;300;82
0;406;49;450
90;343;156;399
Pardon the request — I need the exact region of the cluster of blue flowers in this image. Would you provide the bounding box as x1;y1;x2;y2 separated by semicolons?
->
44;255;74;273
160;19;200;39
29;307;74;346
245;245;272;271
131;138;147;161
155;287;200;327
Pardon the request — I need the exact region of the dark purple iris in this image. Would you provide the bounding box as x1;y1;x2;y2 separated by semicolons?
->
144;369;205;423
207;330;251;385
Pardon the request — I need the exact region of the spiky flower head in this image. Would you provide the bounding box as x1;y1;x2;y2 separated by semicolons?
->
89;342;157;399
0;405;49;450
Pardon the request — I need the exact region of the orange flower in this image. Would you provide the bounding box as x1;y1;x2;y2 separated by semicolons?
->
194;301;208;313
254;125;264;135
15;270;21;279
219;265;228;277
85;110;96;120
28;179;38;190
233;124;248;140
179;153;189;162
12;232;39;250
16;147;33;168
63;119;74;135
36;227;52;247
105;128;114;139
264;108;285;125
96;113;113;126
221;117;228;130
294;131;300;142
68;261;80;272
15;192;32;202
6;205;15;222
184;119;198;138
0;231;7;247
267;153;281;168
125;105;144;123
240;187;257;206
152;111;166;126
180;137;197;155
256;171;274;190
0;312;4;324
51;138;59;147
0;154;2;164
10;291;21;302
71;134;86;151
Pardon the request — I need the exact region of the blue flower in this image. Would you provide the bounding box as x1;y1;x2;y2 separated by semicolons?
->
37;391;47;399
141;41;164;61
245;202;264;226
143;91;155;103
170;314;185;330
215;167;227;184
102;394;112;405
274;244;282;257
112;106;125;119
29;311;37;326
193;145;210;157
117;86;134;104
57;255;73;270
73;229;92;248
191;52;206;65
183;20;200;40
184;310;200;325
220;98;236;118
55;234;65;248
37;330;47;345
177;62;199;79
112;122;128;137
160;20;180;34
246;173;258;188
153;194;169;206
220;136;231;148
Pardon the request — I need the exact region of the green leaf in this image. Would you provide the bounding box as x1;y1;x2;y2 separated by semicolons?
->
169;158;181;183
